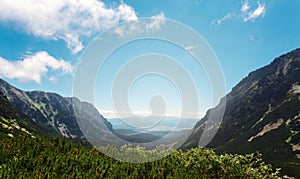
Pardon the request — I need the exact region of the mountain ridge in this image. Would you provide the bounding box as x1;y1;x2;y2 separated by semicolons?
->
183;48;300;177
0;78;175;145
0;78;113;140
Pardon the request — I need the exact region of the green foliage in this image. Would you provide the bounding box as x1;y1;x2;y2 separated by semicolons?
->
0;135;280;178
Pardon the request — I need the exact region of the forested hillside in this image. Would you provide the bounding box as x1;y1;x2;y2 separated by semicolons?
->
0;135;280;178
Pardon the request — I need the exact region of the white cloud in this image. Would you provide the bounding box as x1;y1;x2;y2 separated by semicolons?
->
242;2;266;22
0;0;138;54
184;45;200;54
146;12;166;31
211;13;232;25
0;51;72;84
114;12;166;37
98;109;205;119
185;45;196;51
241;0;250;12
98;110;151;119
212;1;266;25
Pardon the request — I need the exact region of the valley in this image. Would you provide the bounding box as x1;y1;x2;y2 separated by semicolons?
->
1;49;300;177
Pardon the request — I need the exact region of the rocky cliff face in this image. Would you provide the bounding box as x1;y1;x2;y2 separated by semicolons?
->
0;78;112;140
183;48;300;177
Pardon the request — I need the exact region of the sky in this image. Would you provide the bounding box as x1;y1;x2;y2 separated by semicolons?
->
0;0;299;119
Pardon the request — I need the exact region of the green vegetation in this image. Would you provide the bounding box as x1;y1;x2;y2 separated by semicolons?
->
213;94;300;177
0;85;284;178
0;135;280;178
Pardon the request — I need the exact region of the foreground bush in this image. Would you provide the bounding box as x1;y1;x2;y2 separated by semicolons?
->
0;135;280;178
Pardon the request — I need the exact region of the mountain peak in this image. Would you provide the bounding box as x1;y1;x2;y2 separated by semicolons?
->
230;48;300;102
183;48;300;177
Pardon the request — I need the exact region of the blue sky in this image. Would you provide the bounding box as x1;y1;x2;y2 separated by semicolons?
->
0;0;299;119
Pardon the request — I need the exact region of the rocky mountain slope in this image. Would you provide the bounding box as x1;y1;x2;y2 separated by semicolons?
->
0;91;43;138
183;48;300;177
0;78;112;140
0;78;191;146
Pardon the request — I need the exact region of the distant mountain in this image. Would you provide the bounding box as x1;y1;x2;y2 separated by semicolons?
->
108;117;198;132
109;117;198;144
183;48;300;177
0;78;112;140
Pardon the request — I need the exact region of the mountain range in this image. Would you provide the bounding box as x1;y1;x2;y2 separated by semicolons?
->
0;78;188;146
0;78;113;142
0;48;300;177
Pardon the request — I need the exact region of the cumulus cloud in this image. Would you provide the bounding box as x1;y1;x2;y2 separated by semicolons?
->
0;51;72;83
0;0;138;54
114;12;166;37
146;12;166;31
